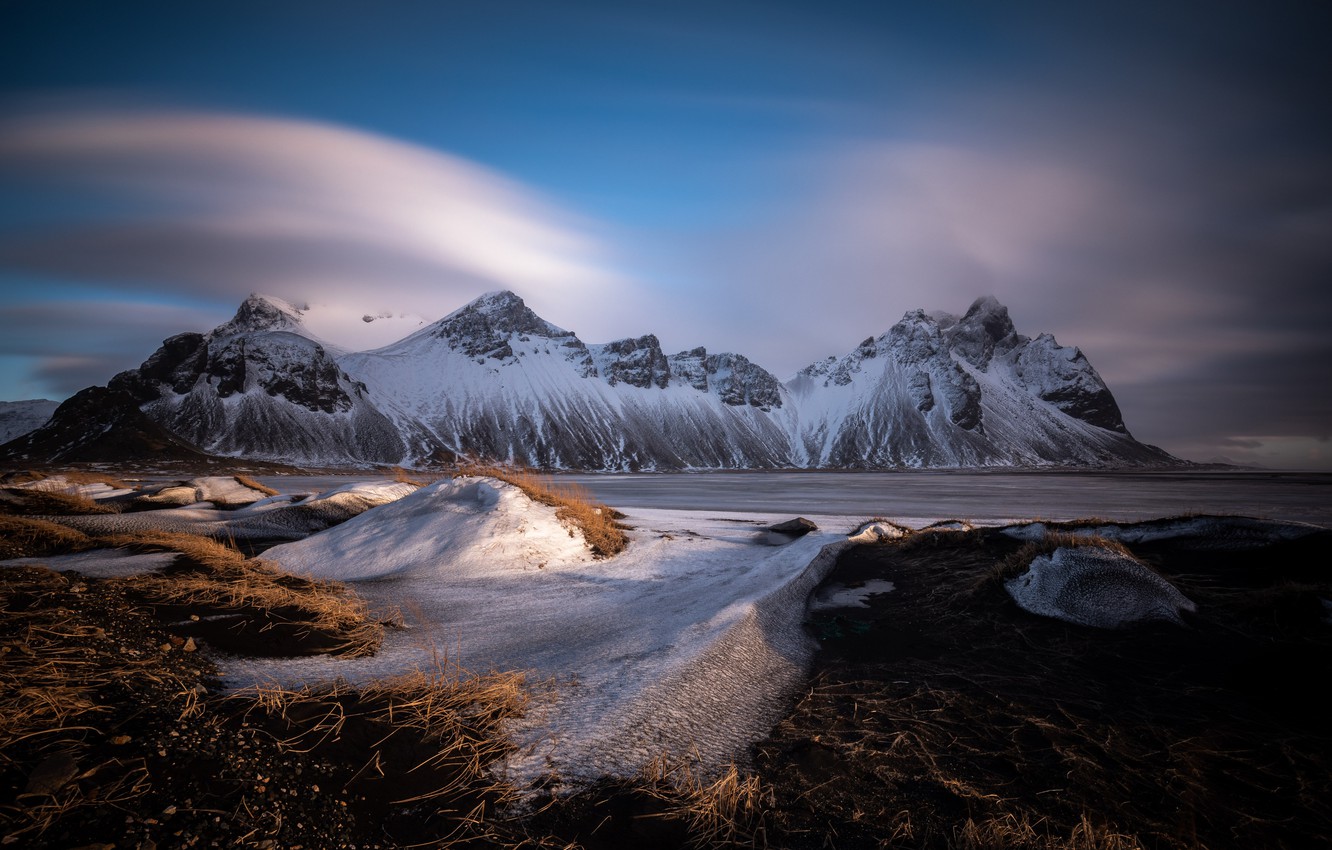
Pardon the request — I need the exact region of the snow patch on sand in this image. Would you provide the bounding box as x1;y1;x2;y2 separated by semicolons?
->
1006;545;1196;629
0;550;178;578
809;579;897;610
226;479;855;784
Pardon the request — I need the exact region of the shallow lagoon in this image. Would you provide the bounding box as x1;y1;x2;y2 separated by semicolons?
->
557;470;1332;527
251;469;1332;527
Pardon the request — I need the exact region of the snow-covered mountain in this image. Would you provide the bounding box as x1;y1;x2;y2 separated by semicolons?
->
60;295;408;465
2;291;1179;469
340;291;795;469
785;296;1168;467
0;399;59;445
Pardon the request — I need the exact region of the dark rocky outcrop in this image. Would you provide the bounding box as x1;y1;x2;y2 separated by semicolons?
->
591;335;671;389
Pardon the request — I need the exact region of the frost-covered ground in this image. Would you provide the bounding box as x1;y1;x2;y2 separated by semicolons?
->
10;470;1327;791
223;478;859;785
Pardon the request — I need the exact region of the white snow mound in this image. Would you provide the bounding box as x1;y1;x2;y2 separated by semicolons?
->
191;476;272;506
848;520;910;544
1005;545;1197;629
228;496;854;784
265;477;587;581
15;475;135;500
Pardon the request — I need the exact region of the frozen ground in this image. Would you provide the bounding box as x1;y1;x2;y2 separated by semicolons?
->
556;470;1332;526
222;478;857;784
11;470;1327;790
246;470;1332;527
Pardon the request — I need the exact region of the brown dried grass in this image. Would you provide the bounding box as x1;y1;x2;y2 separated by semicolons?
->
458;463;628;558
0;566;211;842
391;465;430;487
0;564;536;847
229;658;531;845
0;515;95;559
232;474;278;496
0;487;118;516
100;530;385;657
637;757;774;848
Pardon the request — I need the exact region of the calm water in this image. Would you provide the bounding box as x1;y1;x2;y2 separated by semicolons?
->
555;471;1332;526
250;470;1330;527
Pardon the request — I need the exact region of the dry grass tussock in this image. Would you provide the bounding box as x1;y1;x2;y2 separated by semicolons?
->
0;486;119;516
100;530;387;657
458;463;629;558
236;659;527;788
636;757;774;848
0;515;96;559
0;565;213;843
945;813;1144;850
0;566;538;847
231;473;278;496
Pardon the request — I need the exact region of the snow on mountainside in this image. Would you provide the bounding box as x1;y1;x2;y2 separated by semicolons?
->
0;399;58;444
786;296;1164;467
2;290;1180;469
341;291;794;469
2;294;410;465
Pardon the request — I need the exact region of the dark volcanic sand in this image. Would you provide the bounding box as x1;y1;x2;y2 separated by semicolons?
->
751;525;1332;849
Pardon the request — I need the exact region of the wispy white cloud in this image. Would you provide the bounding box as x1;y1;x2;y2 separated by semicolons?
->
664;86;1332;462
0;106;635;331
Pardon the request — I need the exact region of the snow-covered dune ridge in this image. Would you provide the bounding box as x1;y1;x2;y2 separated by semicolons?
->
4;290;1180;469
39;479;418;541
263;476;591;580
229;477;854;782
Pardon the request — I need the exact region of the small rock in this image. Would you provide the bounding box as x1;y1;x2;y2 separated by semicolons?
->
768;517;818;536
23;752;79;795
160;643;174;653
110;735;132;746
182;638;197;652
162;805;177;816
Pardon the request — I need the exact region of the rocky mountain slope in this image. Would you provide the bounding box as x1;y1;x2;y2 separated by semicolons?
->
0;399;58;444
1;291;1178;469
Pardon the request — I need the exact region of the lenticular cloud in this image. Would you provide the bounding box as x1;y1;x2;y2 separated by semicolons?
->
0;107;623;312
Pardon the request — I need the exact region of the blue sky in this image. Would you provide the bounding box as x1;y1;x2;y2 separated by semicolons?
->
2;0;1330;468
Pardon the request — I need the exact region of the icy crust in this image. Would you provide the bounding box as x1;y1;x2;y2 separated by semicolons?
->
225;480;856;783
1005;545;1197;629
1001;515;1324;548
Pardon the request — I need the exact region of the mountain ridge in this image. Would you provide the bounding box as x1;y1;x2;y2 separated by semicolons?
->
1;290;1180;470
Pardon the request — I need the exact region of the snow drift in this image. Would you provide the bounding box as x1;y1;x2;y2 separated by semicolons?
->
234;477;854;782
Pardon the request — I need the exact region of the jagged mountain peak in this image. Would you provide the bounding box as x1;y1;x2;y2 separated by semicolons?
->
213;293;308;338
5;290;1175;470
443;290;565;334
410;289;577;360
946;295;1022;368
